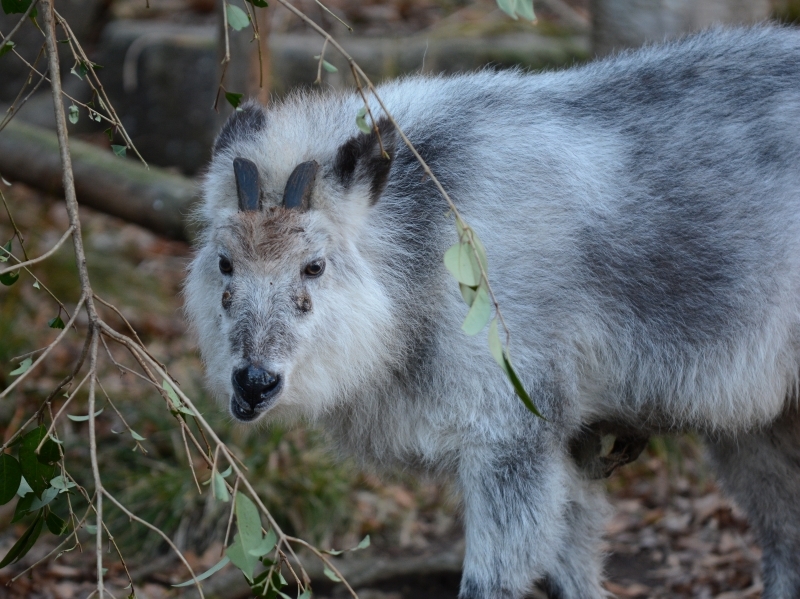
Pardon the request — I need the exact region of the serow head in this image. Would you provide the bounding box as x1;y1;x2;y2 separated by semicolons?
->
185;108;397;425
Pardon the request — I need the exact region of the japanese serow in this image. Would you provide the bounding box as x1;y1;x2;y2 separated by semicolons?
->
185;26;800;599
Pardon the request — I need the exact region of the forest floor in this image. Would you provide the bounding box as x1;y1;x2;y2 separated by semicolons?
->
0;184;764;599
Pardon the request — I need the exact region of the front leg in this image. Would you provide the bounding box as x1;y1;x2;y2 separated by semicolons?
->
458;434;608;599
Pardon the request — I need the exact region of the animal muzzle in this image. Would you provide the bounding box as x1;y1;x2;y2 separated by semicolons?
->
230;365;282;421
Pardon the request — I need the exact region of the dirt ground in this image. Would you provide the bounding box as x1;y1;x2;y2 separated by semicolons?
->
0;183;765;599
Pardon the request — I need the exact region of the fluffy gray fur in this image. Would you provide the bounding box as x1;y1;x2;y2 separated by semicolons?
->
185;26;800;599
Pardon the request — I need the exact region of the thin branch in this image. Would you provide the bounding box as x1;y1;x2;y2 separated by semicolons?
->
0;0;40;48
0;225;74;276
0;62;48;134
35;369;92;452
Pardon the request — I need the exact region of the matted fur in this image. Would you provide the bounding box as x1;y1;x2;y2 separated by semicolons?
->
185;26;800;599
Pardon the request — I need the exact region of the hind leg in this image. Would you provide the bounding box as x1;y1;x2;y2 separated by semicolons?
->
539;472;610;599
705;407;800;599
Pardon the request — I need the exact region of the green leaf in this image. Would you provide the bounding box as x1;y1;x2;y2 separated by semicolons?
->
316;58;337;73
32;281;40;289
19;426;58;497
322;565;341;582
495;0;518;20
212;471;230;502
29;486;58;510
0;240;10;261
0;512;43;568
515;0;536;21
0;269;19;286
111;145;127;158
10;357;32;376
226;534;258;582
220;465;233;478
298;591;312;599
459;283;477;307
462;285;491;335
48;315;65;329
487;318;508;373
11;493;33;522
1;0;33;15
16;476;32;498
245;0;268;7
104;127;114;142
225;91;244;109
0;454;21;505
46;511;68;535
355;106;371;134
247;529;276;557
67;408;103;422
235;492;263;552
85;523;97;534
162;379;181;408
226;3;250;30
68;104;79;124
0;40;15;58
172;555;231;587
49;475;76;493
443;242;481;287
502;354;545;419
130;430;146;441
356;535;370;550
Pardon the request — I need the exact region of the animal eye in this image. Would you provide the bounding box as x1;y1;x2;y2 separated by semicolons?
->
219;256;233;275
304;259;325;278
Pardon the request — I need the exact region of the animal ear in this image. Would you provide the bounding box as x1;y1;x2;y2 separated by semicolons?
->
333;117;395;205
213;101;267;155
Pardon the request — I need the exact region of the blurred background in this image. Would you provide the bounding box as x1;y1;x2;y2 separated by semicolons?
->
1;1;799;598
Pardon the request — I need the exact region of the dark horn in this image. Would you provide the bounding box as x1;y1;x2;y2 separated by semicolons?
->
282;161;318;210
233;157;261;211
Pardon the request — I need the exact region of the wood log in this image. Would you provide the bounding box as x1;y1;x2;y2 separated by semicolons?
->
0;119;199;242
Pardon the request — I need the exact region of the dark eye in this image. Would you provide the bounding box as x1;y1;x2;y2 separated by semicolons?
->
219;256;233;275
304;259;325;278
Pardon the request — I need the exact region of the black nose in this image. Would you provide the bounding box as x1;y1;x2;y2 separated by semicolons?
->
231;365;282;413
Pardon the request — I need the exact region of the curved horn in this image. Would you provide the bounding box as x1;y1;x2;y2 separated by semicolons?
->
233;157;261;211
283;161;318;210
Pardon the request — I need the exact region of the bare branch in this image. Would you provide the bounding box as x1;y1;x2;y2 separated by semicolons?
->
0;225;74;276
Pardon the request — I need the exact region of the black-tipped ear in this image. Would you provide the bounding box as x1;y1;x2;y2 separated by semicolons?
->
214;101;267;155
233;157;261;211
283;161;318;211
333;117;395;205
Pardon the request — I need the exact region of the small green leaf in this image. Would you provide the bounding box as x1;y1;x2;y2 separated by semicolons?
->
172;555;231;587
459;283;477;307
355;106;371;134
10;357;32;376
32;281;40;289
49;475;76;493
356;535;370;550
235;491;263;551
247;529;276;557
226;534;258;582
487;318;508;373
104;127;114;142
11;493;33;522
162;379;181;408
226;3;250;30
29;486;58;510
515;0;535;21
219;465;233;478
495;0;518;20
502;354;545;419
321;59;337;73
444;242;481;287
0;40;15;58
298;591;312;599
85;523;97;534
68;104;79;124
461;285;491;335
0;512;44;568
1;0;34;16
322;565;341;582
67;408;103;422
111;145;127;158
16;476;32;498
0;454;22;505
130;430;146;441
212;471;230;502
0;240;11;261
46;511;68;535
225;91;244;109
0;269;19;286
48;315;65;329
245;0;268;7
19;427;58;497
